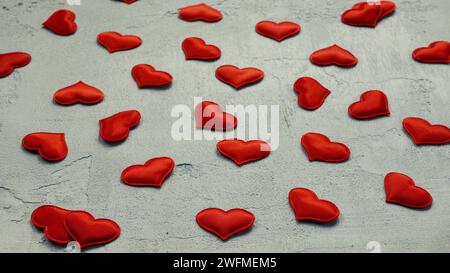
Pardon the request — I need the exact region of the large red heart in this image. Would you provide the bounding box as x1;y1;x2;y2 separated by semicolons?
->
99;110;141;142
196;208;255;241
289;188;340;224
216;139;271;166
310;44;358;67
121;157;175;187
22;132;68;162
255;21;301;42
215;65;264;89
348;90;390;119
403;117;450;145
384;172;433;209
97;32;142;53
53;81;104;106
178;3;223;22
341;1;396;27
293;77;331;110
195;101;237;131
0;52;32;78
43;9;77;36
131;64;173;88
412;41;450;64
31;205;73;245
182;37;221;61
301;133;350;163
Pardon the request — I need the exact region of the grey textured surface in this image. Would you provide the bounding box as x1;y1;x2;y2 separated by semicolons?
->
0;0;449;253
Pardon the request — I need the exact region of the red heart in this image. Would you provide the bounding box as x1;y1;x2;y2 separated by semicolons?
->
121;157;175;187
310;44;358;67
196;208;255;241
182;37;221;61
53;81;104;106
255;21;301;42
131;64;173;88
0;52;32;78
97;32;142;53
121;0;137;4
43;9;77;36
22;132;68;162
348;90;390;119
403;117;450;145
301;133;350;162
195;101;237;131
289;188;340;224
293;77;331;110
341;1;396;27
216;139;271;166
31;205;73;245
384;172;433;209
412;41;450;64
215;65;264;89
99;110;141;142
178;3;223;22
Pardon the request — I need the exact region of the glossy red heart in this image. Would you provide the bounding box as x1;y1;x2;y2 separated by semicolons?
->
215;65;264;89
0;52;32;78
348;90;390;119
384;172;433;209
99;110;141;142
341;1;396;27
216;139;271;166
53;81;104;106
293;77;331;110
196;208;255;241
182;37;221;61
310;44;358;67
289;188;340;224
131;64;173;88
43;9;77;36
31;205;73;245
403;117;450;145
412;41;450;64
121;157;175;187
195;101;237;131
22;132;68;162
301;133;350;163
97;32;142;53
255;21;301;42
178;3;223;22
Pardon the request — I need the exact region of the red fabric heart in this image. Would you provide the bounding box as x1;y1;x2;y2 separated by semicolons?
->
196;208;255;241
178;3;223;22
412;41;450;64
31;205;73;245
131;64;173;88
293;77;331;110
97;32;142;53
22;132;68;162
310;44;358;67
301;133;350;162
289;188;340;224
195;101;237;131
341;1;396;27
99;110;141;142
0;52;32;78
403;117;450;145
121;0;137;4
215;65;264;89
216;139;271;166
182;37;221;61
348;90;390;119
385;172;433;209
43;9;77;36
53;81;104;106
121;157;175;187
255;21;301;42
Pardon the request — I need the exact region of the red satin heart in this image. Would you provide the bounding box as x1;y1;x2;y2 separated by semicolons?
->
22;132;68;161
310;44;358;67
99;110;141;142
348;90;390;119
182;37;221;61
53;81;104;106
384;172;433;209
131;64;173;88
195;101;237;131
31;205;73;245
412;41;450;64
216;139;271;166
293;77;331;110
121;157;175;187
341;1;396;27
178;3;223;22
215;65;264;89
301;133;350;162
196;208;255;241
403;117;450;145
43;9;77;36
289;188;340;224
255;21;301;42
97;32;142;53
121;0;137;4
0;52;32;78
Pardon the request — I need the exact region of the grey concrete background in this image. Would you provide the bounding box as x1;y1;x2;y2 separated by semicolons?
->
0;0;449;253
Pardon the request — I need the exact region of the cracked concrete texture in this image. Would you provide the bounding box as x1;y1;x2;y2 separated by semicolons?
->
0;0;449;253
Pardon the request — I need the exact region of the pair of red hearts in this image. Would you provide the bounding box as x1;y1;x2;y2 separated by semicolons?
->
341;1;396;27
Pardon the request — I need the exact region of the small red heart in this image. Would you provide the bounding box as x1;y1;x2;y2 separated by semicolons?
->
131;64;173;88
341;1;396;27
178;3;223;22
196;208;255;241
53;81;104;106
99;110;141;142
97;32;142;53
182;37;221;61
43;9;77;36
216;139;271;166
403;117;450;145
301;133;350;163
255;21;301;42
293;77;331;110
31;205;73;245
121;157;175;187
22;132;68;162
348;90;390;119
412;41;450;64
310;44;358;67
195;101;237;131
385;172;433;209
289;188;340;224
0;52;32;78
215;65;264;89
